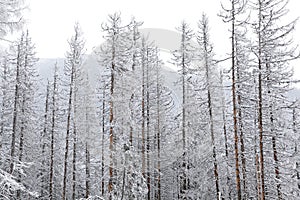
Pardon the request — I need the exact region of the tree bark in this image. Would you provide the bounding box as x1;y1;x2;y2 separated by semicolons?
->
257;2;266;199
156;55;161;200
62;60;75;200
10;43;22;174
85;142;90;198
41;81;50;198
146;48;151;200
202;16;220;198
16;96;25;199
231;2;241;199
101;84;105;196
108;42;115;199
236;51;247;198
72;121;77;200
49;64;58;200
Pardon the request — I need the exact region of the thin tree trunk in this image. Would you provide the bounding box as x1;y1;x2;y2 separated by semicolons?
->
130;23;137;147
41;81;50;198
120;166;126;200
236;55;247;198
257;33;266;200
253;77;261;200
108;56;115;200
257;2;266;199
180;29;187;199
202;18;220;198
231;2;241;198
156;56;161;200
272;133;281;199
269;103;281;199
49;63;58;200
129;94;134;146
72;78;78;200
146;48;151;200
220;70;231;199
85;89;90;199
256;151;261;200
16;96;26;199
141;41;146;177
72;121;77;200
266;61;282;199
10;43;22;174
101;84;105;196
85;142;90;198
62;64;75;200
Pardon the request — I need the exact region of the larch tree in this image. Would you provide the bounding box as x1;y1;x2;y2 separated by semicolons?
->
219;0;249;198
197;13;221;199
7;31;39;199
48;62;59;200
172;21;194;199
99;12;132;200
62;23;85;200
251;0;299;199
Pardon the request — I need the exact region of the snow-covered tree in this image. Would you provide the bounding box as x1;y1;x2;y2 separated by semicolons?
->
62;23;85;200
172;21;195;199
251;0;299;199
0;0;24;39
1;31;39;199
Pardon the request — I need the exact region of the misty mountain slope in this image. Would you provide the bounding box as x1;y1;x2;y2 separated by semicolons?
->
36;58;64;83
35;55;300;103
35;53;182;106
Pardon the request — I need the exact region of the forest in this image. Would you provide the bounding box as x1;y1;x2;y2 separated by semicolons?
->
1;0;300;199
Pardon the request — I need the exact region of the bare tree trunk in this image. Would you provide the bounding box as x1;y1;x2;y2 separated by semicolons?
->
101;84;105;196
231;2;241;198
236;56;247;198
256;151;261;200
108;61;115;200
10;43;21;174
265;61;282;199
63;24;84;200
129;94;134;146
129;22;138;148
49;63;58;200
85;142;90;198
272;133;281;199
220;71;231;199
16;96;25;199
156;56;161;200
41;81;50;198
72;121;77;200
201;15;220;198
257;33;266;200
62;65;75;200
270;104;281;199
84;85;90;199
72;78;78;200
257;2;266;199
141;41;146;178
146;49;151;200
120;166;126;200
180;34;187;199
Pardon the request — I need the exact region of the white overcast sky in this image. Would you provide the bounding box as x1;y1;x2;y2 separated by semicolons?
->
25;0;223;58
25;0;300;57
24;0;300;80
